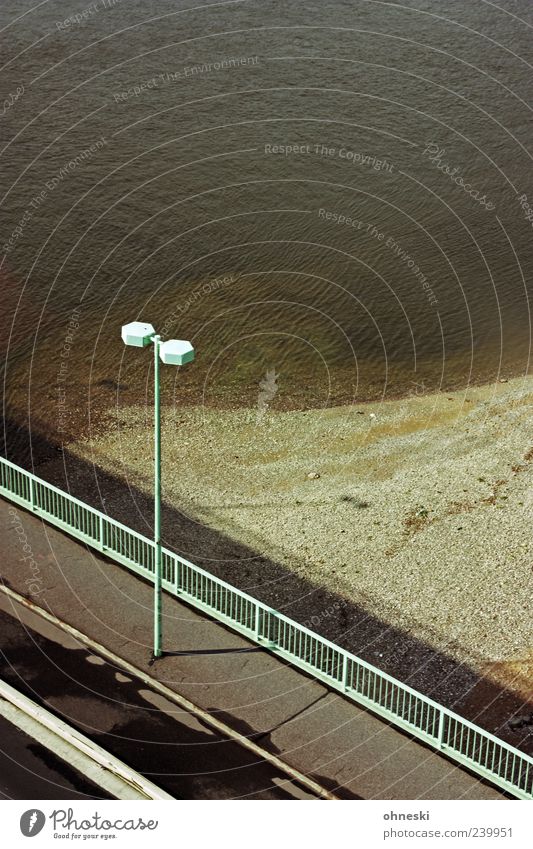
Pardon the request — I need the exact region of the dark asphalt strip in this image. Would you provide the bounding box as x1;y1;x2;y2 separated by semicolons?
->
0;604;317;800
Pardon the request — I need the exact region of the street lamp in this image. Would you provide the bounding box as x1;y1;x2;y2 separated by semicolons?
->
121;321;195;659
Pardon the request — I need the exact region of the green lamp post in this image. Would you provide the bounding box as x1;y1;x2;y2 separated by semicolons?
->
121;321;195;659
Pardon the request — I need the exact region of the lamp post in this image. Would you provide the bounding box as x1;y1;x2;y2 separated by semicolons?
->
121;321;195;659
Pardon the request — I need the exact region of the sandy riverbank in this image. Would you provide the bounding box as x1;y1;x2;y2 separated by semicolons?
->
67;376;533;705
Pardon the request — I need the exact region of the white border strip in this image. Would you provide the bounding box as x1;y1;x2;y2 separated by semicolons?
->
0;677;174;800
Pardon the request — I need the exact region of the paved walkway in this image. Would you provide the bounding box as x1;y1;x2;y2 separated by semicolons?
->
0;497;505;800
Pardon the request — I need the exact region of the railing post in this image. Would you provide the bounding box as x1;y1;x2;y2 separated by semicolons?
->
29;477;35;511
99;514;105;551
342;653;349;691
254;605;261;641
174;556;180;595
437;709;445;749
260;609;276;646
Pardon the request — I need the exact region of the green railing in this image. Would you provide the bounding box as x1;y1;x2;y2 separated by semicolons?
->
1;455;531;799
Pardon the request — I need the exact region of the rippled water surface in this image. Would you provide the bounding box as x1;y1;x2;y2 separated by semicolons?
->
1;0;532;445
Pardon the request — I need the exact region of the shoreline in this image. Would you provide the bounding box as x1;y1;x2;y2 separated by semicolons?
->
36;374;533;721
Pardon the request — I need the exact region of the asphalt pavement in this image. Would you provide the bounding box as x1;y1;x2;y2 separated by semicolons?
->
0;497;506;800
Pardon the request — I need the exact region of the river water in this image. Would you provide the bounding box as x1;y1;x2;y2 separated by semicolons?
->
1;0;532;446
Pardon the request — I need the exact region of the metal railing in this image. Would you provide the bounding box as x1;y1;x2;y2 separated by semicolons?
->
1;455;531;799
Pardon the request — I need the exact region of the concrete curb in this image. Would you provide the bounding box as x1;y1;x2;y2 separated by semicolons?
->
0;677;174;800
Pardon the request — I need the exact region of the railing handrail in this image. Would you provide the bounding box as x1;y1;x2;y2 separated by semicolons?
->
1;455;531;798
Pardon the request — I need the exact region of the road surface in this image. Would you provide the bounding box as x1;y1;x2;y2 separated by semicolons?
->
0;497;507;799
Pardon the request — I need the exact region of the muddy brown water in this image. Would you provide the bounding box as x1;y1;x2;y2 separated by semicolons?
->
1;0;532;448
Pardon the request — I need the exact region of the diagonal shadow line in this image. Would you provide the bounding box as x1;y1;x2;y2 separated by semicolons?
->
163;647;264;656
2;413;532;759
253;690;331;741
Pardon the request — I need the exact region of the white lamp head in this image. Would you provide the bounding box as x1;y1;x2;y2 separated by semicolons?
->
121;321;156;347
159;339;195;365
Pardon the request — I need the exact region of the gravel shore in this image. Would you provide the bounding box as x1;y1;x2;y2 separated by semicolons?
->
68;376;533;709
